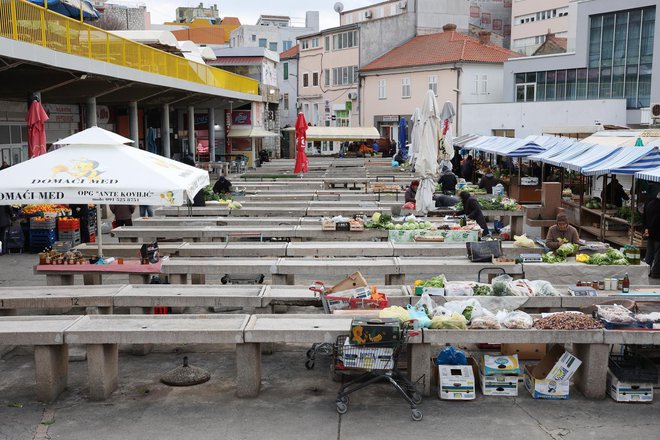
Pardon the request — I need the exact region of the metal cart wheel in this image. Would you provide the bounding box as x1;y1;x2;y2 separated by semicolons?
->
411;392;422;405
338;395;349;405
411;409;423;421
336;401;348;414
305;360;315;370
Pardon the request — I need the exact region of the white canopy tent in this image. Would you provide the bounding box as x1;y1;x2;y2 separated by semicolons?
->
561;145;622;173
582;147;660;176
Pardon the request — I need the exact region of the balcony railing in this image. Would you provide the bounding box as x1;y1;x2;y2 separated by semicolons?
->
0;0;259;95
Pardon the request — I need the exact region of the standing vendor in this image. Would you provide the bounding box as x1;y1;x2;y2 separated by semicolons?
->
456;191;489;236
545;213;580;251
643;191;660;279
478;168;498;194
601;176;629;208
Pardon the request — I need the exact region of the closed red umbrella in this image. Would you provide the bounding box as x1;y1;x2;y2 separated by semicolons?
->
294;112;309;175
26;99;49;159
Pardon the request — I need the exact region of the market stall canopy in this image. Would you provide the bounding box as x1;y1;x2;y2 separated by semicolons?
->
504;136;577;158
635;166;660;183
283;126;380;141
527;139;581;162
109;31;179;52
581;147;660;176
464;136;524;155
453;134;480;148
582;130;660;147
561;145;622;173
541;142;600;167
228;127;279;138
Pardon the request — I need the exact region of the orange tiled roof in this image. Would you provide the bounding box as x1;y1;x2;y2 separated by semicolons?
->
172;27;227;45
361;30;520;72
280;45;300;60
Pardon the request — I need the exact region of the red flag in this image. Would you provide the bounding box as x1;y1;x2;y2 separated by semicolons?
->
26;100;49;159
294;112;309;174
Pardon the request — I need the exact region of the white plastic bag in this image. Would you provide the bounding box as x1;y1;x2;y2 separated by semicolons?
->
502;310;534;329
444;298;484;321
530;280;561;297
513;234;536;248
444;282;474;297
414;294;438;316
469;315;501;329
510;279;535;297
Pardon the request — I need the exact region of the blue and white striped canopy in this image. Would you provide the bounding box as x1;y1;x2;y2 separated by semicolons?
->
464;136;524;155
542;142;599;167
561;145;622;173
635;166;660;182
527;139;577;162
508;136;577;158
582;147;660;176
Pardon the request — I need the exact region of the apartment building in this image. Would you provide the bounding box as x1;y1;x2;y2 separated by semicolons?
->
511;0;570;55
230;11;319;54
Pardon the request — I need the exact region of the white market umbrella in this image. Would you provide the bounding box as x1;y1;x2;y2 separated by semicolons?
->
0;126;209;257
415;90;441;214
439;101;456;170
409;107;422;166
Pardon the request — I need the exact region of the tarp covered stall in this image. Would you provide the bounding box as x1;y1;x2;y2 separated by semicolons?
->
542;143;600;167
228;127;279;168
581;147;660;176
561;145;622;173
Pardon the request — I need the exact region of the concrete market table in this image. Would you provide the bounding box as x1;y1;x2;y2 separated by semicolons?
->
34;261;162;286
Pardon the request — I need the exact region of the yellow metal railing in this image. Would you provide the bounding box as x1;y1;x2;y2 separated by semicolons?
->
0;0;259;95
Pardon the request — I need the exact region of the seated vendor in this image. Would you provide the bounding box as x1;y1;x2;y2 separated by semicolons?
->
213;176;232;195
405;180;419;203
545;213;580;251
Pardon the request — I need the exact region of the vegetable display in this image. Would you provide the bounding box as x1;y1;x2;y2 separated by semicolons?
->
542;251;566;263
415;276;446;288
586;248;629;266
454;198;520;212
555;243;579;258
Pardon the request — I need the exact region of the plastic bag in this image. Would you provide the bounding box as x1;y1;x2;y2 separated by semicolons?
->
414;294;438;317
379;306;410;323
510;279;535;297
501;310;534;329
469;315;501;329
444;282;474;296
402;202;416;210
491;274;514;297
435;346;468;366
407;304;432;328
430;313;468;329
513;234;536;248
444;298;484;321
530;280;561;297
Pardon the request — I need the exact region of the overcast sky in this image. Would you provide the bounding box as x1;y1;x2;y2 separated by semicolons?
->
134;0;380;29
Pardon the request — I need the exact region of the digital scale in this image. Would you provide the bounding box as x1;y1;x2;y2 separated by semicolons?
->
519;253;543;263
568;286;598;297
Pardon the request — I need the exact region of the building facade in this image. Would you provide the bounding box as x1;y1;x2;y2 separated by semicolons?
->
510;0;570;55
230;12;319;54
175;3;219;22
278;45;299;132
461;0;657;138
360;26;518;141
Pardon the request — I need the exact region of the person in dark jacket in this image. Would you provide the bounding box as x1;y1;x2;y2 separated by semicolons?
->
601;176;629;208
213;176;232;195
643;191;660;278
70;204;91;243
110;205;135;227
478;168;499;194
461;155;474;181
438;166;458;195
0;205;14;254
405;180;419;203
456;191;489;235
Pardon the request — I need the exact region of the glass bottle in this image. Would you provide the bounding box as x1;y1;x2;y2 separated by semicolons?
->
622;273;630;293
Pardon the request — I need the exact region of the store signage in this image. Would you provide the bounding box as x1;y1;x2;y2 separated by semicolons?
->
382;115;399;122
232;110;251;126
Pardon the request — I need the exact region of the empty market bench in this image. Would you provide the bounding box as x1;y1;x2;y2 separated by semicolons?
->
161;258;278;285
0;316;83;402
64;314;248;400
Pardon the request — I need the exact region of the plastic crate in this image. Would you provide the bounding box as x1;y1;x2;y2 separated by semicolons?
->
30;229;57;240
30;217;57;230
609;353;659;384
52;241;72;253
58;230;81;240
89;233;96;244
58;219;80;231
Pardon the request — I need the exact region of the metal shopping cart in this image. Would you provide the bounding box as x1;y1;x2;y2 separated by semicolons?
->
305;281;388;370
334;325;423;421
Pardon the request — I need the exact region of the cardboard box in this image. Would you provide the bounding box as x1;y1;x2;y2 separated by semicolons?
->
607;370;653;403
479;365;519;397
438;365;476;400
482;354;520;376
501;343;547;360
350;317;400;346
524;345;582;400
340;339;394;370
329;272;368;294
324;286;371;312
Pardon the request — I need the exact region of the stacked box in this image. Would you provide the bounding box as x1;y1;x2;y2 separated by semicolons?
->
479;354;520;396
438;365;476;400
29;229;57;252
58;229;81;246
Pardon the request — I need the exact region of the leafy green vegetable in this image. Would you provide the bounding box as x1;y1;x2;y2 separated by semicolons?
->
472;285;492;296
462;305;474;321
542;251;566;263
419;275;446;288
555;243;579;258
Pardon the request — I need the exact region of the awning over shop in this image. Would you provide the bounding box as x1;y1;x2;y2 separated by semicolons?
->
635;166;660;183
581;147;660;176
464;136;524;154
464;135;574;158
228;127;279;138
283;126;380;141
453;134;480;147
527;139;580;162
561;145;622;173
540;142;598;167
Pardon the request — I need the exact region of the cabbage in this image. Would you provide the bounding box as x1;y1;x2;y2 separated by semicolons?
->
555;243;578;258
587;253;610;265
606;248;626;261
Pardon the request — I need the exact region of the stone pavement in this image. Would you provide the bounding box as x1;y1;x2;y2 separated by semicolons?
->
1;238;659;440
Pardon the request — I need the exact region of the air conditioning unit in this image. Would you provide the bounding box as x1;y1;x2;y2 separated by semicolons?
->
348;92;358;100
364;10;372;19
652;103;660;121
399;0;408;9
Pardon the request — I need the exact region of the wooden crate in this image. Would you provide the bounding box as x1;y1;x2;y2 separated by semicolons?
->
322;221;336;231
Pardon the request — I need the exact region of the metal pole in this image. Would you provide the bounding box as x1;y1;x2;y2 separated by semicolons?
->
96;204;103;259
129;101;139;148
188;105;195;160
161;103;170;158
630;176;636;245
86;97;97;128
601;175;608;241
208;107;216;163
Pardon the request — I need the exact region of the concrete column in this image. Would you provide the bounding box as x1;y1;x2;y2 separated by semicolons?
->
87;343;118;401
188;105;195;157
236;343;261;398
208;107;216;162
34;345;69;403
161;104;171;158
129;101;139;148
86;97;97;128
573;343;609;400
408;343;431;397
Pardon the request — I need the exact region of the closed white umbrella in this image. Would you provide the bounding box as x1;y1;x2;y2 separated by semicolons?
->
415;90;441;214
0;126;209;257
439;101;456;170
409;107;422;166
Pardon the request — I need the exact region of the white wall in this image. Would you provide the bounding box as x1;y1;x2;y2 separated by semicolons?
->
460;64;506;105
460;99;627;137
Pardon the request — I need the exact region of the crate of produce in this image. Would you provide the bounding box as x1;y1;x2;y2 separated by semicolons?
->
58;218;80;231
52;241;72;253
609;353;658;384
322;221;336;231
58;230;81;246
30;217;57;230
349;220;364;231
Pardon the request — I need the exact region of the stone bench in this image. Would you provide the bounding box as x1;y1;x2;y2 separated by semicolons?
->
410;329;614;400
75;243;186;258
0;285;121;315
34;261;162;286
0;316;83;402
64;314;248;400
240;314;354;397
272;257;401;285
161;259;278;285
